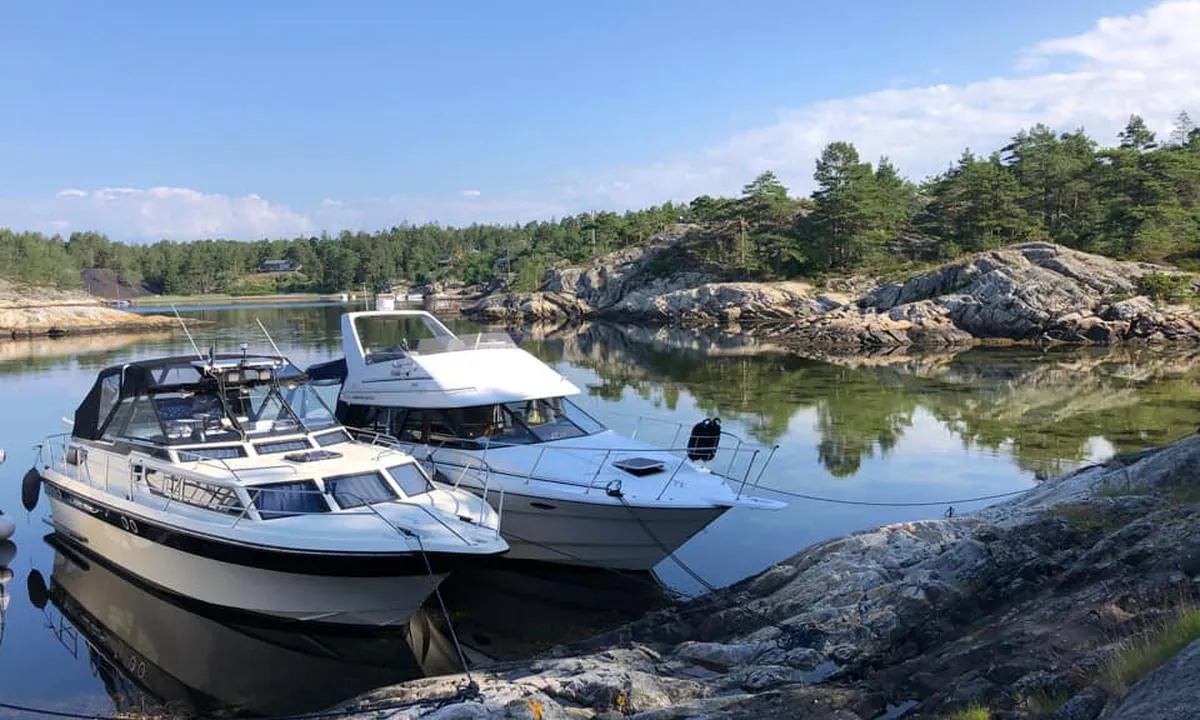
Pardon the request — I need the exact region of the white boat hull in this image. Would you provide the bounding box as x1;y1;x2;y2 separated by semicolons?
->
46;491;446;626
479;490;729;570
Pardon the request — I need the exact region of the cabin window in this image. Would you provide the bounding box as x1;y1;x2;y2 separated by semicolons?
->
364;406;397;435
387;464;433;497
124;397;164;442
315;429;352;447
325;471;398;509
97;375;121;427
146;472;244;515
178;445;247;461
339;402;374;429
153;392;240;444
502;398;588;442
255;438;312;455
100;397;136;440
279;382;337;430
395;410;425;443
243;385;301;436
250;480;328;519
562;399;607;435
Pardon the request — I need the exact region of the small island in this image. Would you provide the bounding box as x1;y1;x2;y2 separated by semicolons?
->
0;278;183;340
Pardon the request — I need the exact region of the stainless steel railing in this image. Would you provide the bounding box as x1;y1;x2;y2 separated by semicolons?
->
345;427;778;502
35;432;503;543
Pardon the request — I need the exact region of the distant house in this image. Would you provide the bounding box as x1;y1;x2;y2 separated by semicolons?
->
259;259;301;273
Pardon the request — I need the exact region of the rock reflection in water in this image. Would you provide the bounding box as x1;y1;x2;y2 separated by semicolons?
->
518;321;1200;479
439;560;668;663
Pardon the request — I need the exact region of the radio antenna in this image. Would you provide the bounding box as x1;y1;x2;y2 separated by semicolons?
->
256;318;285;359
172;305;205;361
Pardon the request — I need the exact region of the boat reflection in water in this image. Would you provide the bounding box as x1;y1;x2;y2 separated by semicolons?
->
1;540;14;650
439;559;670;663
29;535;669;718
29;535;462;718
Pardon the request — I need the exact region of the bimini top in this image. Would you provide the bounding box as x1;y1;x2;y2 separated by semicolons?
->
72;353;317;442
308;311;581;409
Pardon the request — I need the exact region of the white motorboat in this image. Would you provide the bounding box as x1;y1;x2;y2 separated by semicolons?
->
307;311;784;571
32;351;508;625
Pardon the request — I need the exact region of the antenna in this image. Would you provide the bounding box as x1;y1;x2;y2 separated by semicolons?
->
172;305;204;361
256;318;285;359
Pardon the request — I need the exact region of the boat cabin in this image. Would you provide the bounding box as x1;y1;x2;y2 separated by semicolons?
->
307;311;611;451
72;354;345;460
66;353;436;520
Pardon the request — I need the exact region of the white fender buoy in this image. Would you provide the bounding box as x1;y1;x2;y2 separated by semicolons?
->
0;513;14;542
0;448;6;465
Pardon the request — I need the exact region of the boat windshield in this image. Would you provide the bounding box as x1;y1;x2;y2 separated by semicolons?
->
354;314;516;364
114;379;339;446
384;397;607;448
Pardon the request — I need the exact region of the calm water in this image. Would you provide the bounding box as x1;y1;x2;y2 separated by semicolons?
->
2;303;1199;717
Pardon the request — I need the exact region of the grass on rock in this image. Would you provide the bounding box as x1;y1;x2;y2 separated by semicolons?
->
1101;606;1200;695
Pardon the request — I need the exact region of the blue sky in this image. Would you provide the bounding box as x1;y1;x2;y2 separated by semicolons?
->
1;0;1196;241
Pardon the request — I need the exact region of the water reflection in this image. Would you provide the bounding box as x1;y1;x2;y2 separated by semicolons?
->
521;322;1200;478
0;333;176;376
24;534;666;718
438;561;667;662
0;540;13;651
29;536;456;718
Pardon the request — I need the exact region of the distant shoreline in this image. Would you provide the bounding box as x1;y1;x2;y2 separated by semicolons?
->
131;292;355;307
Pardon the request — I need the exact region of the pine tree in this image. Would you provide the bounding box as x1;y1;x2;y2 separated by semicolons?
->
1118;114;1157;152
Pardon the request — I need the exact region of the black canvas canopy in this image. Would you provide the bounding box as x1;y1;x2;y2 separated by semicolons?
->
72;354;302;441
306;357;347;384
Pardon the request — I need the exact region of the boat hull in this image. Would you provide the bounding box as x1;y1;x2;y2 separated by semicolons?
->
479;489;730;570
45;481;447;626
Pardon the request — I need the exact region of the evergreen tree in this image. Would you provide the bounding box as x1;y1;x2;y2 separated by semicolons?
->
1118;114;1157;152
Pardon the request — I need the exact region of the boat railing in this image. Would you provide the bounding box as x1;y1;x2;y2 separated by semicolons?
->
37;433;499;543
345;428;778;502
346;428;505;537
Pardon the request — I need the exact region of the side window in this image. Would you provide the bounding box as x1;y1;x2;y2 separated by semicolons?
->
396;410;425;443
97;375;121;427
101;398;136;441
339;403;373;429
387;464;433;497
124;398;162;441
251;480;328;519
325;472;398;508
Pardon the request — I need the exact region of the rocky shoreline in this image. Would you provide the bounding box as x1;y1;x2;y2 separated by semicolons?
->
335;433;1200;719
0;279;183;339
467;241;1200;349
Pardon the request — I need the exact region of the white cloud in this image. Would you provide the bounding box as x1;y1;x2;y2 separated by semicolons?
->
578;0;1200;206
4;1;1199;238
15;187;313;240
